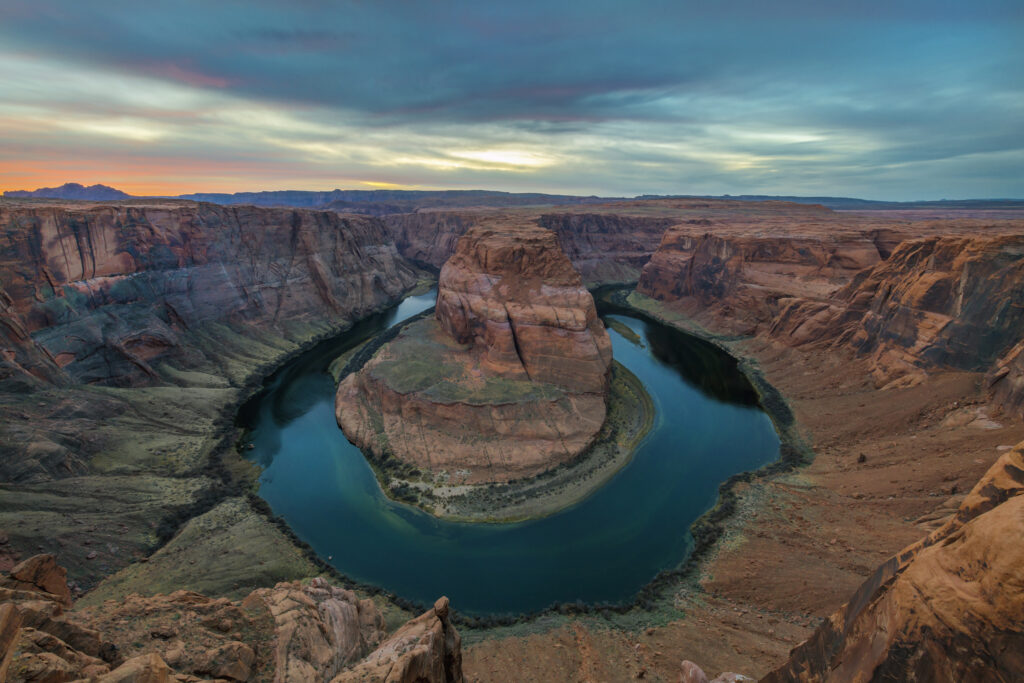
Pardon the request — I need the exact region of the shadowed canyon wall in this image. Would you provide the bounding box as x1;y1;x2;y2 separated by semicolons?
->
383;211;673;285
0;202;418;389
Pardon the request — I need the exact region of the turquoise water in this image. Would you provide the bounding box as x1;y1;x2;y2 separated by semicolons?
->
240;290;779;615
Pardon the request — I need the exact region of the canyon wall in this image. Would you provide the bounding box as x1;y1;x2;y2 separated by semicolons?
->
0;199;421;592
637;224;884;335
763;443;1024;682
337;224;612;483
383;210;673;284
771;235;1024;390
0;201;419;388
637;213;1024;412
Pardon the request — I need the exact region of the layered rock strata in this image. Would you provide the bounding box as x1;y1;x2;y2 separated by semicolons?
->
337;224;612;483
771;235;1024;390
0;198;419;589
637;223;885;335
0;555;463;683
762;443;1024;682
384;210;674;284
0;200;418;387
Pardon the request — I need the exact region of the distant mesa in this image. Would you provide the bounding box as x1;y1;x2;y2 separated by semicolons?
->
336;222;613;483
4;182;131;201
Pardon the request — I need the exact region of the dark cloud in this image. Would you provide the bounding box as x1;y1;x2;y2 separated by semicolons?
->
0;0;1021;198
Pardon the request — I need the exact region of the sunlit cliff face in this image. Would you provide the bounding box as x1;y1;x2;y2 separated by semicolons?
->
0;1;1021;199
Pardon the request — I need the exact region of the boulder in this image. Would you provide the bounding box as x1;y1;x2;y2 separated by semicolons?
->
193;641;254;682
332;597;462;683
98;652;171;683
4;555;72;607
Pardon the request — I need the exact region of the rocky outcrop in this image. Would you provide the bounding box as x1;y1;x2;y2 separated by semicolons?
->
763;442;1024;682
333;597;462;683
1;555;463;683
384;210;673;284
771;235;1024;390
243;577;385;681
638;225;883;335
1;554;72;607
989;340;1024;420
337;224;612;483
435;224;612;393
0;200;418;387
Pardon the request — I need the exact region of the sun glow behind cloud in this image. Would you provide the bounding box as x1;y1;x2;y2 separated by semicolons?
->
0;1;1021;199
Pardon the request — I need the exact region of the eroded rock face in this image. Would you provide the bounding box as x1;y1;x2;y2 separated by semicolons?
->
435;224;612;393
338;224;612;483
332;597;462;683
989;340;1024;421
763;443;1024;682
638;224;883;335
0;201;418;387
771;235;1024;390
243;577;385;681
384;210;672;284
1;556;463;683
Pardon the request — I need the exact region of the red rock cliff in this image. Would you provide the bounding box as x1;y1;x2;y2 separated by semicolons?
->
0;200;418;387
337;224;612;483
384;210;673;284
435;224;612;394
771;235;1024;390
762;443;1024;682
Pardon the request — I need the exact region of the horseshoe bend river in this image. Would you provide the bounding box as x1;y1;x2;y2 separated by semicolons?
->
238;289;780;616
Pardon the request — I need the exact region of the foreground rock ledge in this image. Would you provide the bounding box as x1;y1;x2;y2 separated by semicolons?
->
337;223;613;483
0;557;463;683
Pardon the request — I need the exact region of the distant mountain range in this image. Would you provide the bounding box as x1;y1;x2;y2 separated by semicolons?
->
5;183;131;201
5;182;1023;213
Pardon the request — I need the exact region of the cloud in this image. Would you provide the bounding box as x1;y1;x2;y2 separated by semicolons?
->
0;0;1021;199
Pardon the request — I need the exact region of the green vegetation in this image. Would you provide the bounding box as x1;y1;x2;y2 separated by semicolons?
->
605;317;644;346
363;361;656;522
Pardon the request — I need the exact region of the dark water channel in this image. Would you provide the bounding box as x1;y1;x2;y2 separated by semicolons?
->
239;289;779;615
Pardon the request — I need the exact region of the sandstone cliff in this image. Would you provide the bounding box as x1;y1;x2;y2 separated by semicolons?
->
771;235;1024;390
337;224;612;483
434;224;612;393
0;198;420;592
384;210;673;284
0;555;463;683
762;442;1024;682
0;200;418;387
637;222;884;336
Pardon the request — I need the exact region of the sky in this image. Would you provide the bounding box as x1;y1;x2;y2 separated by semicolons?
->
0;0;1021;200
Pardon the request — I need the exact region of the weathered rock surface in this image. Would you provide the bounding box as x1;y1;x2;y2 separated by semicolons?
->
762;443;1024;682
2;554;72;607
434;224;612;393
0;200;418;388
989;340;1024;420
1;555;463;683
332;597;462;683
771;235;1024;391
243;576;385;681
337;224;612;483
637;213;885;335
384;209;673;284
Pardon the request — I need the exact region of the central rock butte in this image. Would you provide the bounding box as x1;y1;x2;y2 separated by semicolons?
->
336;223;613;483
